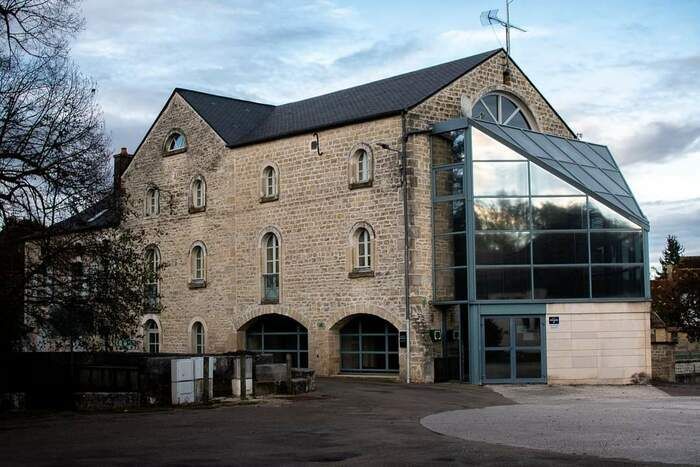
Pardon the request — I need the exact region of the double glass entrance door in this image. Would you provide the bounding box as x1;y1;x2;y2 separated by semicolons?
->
482;315;545;383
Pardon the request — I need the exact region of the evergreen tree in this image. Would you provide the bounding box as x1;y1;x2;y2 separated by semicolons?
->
657;235;685;279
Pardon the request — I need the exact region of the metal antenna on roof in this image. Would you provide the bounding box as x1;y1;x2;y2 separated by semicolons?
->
480;0;526;84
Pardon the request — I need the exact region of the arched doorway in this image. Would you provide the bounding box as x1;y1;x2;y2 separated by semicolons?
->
339;314;399;373
245;314;308;368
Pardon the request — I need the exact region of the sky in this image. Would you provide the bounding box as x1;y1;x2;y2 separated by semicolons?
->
72;0;700;269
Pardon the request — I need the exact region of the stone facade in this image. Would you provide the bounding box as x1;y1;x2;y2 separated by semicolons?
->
121;51;638;383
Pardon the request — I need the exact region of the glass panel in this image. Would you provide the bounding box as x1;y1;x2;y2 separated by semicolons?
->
475;232;530;265
388;353;399;370
432;131;465;166
476;267;531;300
299;353;309;368
515;318;541;346
434;166;464;197
361;315;390;333
484;318;510;347
533;267;590;299
387;335;398;351
589;198;640;229
590;232;643;264
516;350;542;379
433;200;466;234
362;336;387;352
530;164;582;195
506;111;530;129
531;197;587;230
246;335;262;351
434;233;467;268
500;96;517;122
434;268;468;302
263;274;279;302
472;128;526;161
482;95;498;120
471;100;494;122
362;353;386;371
591;266;644;298
341;353;359;370
473;161;528;196
532;232;589;264
264;334;298;350
484;350;510;379
474;198;529;230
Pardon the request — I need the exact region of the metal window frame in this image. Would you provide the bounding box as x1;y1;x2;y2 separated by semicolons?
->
246;318;308;368
339;318;400;373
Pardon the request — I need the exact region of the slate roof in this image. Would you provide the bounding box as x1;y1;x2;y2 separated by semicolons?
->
470;118;649;229
49;194;120;234
177;49;501;148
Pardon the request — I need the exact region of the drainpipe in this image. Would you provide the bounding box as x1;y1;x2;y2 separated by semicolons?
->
401;111;411;384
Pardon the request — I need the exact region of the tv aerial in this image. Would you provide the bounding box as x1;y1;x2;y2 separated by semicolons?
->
480;1;526;82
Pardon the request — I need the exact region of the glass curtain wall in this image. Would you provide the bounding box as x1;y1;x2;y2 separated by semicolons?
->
431;125;646;302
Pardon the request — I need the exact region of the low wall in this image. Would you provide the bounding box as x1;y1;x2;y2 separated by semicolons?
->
546;302;652;384
651;343;675;382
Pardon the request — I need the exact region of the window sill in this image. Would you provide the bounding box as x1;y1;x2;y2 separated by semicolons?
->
261;298;279;305
163;147;187;157
189;205;206;214
189;279;206;289
349;180;373;190
260;194;279;203
349;269;375;279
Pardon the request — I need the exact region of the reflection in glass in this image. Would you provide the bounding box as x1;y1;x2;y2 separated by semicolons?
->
484;350;511;379
433;200;466;234
472;128;526;161
516;318;541;346
475;232;530;265
532;232;588;264
434;166;464;197
474;161;528;196
531;197;587;230
484;318;510;347
589;198;640;230
474;198;529;230
476;267;531;299
533;267;589;299
530;163;582;195
592;266;644;298
434;233;467;268
590;232;643;264
432;131;465;166
516;350;542;379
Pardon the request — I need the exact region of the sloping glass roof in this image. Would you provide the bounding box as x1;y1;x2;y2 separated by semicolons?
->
469;118;648;229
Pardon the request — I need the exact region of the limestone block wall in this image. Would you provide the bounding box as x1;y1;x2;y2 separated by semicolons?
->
545;302;652;384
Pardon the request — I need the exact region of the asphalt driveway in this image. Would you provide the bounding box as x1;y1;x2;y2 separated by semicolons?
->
0;378;686;466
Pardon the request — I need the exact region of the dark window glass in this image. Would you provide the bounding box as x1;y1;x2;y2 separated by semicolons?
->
264;334;298;351
532;197;587;230
473;161;528;196
532;232;589;264
360;315;390;333
506;111;530;130
246;335;262;351
484;350;510;379
589;198;640;229
472;100;494;122
341;353;359;370
434;268;468;302
476;267;531;300
432;131;465;166
433;200;466;234
484;318;510;347
340;335;358;351
434;166;464;197
530;164;582;196
590;232;643;264
362;335;386;351
592;266;644;298
340;315;399;372
516;350;542;379
362;353;386;371
515;318;541;346
245;315;308;367
475;232;530;265
482;94;499;119
533;267;590;299
474;198;529;230
434;233;467;268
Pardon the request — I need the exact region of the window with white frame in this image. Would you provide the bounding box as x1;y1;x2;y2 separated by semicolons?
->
262;232;279;302
164;131;186;153
145;246;160;307
145;319;160;353
190;243;206;285
349;146;373;188
190;176;206;211
192;322;205;354
356;227;372;269
262;166;278;199
471;93;532;129
146;187;160;216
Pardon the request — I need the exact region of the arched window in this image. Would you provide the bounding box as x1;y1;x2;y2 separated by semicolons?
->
356;228;372;269
145;187;159;216
246;315;308;367
164;131;186;153
262;233;279;303
261;165;278;200
145;246;160;306
190;242;206;287
190;176;206;212
349;145;373;188
145;319;160;353
192;321;205;354
340;315;399;372
471;93;532;129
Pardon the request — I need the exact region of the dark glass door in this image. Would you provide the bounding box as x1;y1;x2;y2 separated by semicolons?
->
482;315;545;383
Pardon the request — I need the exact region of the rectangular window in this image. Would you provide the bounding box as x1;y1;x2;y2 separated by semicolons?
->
433;200;466;234
434;233;467;268
475;232;530;265
532;232;589;264
590;232;643;264
474;198;529;230
533;267;589;299
434;268;468;302
434;166;464;198
592;265;644;298
531;197;587;230
476;267;531;300
473;161;528;196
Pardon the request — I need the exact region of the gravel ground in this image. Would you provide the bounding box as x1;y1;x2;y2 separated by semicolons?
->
421;384;700;465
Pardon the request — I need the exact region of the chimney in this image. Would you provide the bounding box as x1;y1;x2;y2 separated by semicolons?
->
113;147;132;192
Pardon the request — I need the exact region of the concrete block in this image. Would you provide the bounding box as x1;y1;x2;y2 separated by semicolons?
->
172;380;195;404
231;378;253;397
171;359;194;382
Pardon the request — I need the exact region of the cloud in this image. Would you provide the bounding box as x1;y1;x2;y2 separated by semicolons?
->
615;121;700;164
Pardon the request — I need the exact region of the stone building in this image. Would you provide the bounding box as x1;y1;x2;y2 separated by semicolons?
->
109;48;650;383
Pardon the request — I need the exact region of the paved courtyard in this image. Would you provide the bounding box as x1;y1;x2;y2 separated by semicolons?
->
0;378;696;465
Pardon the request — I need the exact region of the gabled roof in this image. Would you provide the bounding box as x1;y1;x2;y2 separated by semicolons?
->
49;194;120;235
177;49;501;148
470;118;649;229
